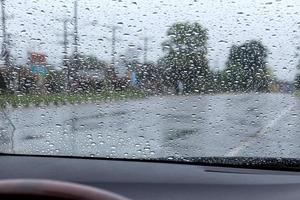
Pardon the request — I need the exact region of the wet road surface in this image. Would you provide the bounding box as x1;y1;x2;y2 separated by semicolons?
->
1;93;300;159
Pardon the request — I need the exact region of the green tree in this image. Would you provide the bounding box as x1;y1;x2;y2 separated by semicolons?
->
138;63;163;93
160;22;210;93
206;70;229;93
295;53;300;90
0;72;7;93
122;58;163;93
44;70;65;93
68;55;107;71
66;55;108;91
224;40;271;92
295;73;300;90
67;55;107;80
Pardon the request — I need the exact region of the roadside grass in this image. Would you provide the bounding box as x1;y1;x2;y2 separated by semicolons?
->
0;90;146;108
295;90;300;97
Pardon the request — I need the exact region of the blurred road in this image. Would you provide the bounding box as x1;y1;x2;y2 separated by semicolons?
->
1;93;300;159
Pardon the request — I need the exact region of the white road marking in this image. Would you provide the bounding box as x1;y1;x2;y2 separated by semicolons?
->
225;105;294;157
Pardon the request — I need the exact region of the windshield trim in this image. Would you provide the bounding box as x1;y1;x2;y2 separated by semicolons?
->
1;153;300;172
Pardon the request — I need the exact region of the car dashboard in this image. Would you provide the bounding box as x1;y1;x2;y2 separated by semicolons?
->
0;155;300;200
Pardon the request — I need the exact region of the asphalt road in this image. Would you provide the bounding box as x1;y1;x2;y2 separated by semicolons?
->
0;93;300;159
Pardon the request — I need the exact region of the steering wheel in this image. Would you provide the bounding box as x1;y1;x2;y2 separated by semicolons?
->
0;179;130;200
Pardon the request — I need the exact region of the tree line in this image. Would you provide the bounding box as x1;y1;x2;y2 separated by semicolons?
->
1;21;298;94
136;22;274;94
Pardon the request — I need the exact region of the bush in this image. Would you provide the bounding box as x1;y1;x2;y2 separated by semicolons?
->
295;74;300;90
0;72;7;93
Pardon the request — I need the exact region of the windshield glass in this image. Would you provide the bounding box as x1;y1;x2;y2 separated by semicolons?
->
0;0;300;163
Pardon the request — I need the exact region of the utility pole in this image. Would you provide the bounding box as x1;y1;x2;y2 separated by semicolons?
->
103;25;121;78
57;18;72;90
111;26;119;67
142;35;153;65
1;0;11;84
1;0;15;91
73;0;79;58
1;0;7;61
63;20;68;64
63;19;70;90
143;37;149;65
70;0;79;89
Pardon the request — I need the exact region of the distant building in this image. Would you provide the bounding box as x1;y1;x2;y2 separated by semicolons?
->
77;68;106;80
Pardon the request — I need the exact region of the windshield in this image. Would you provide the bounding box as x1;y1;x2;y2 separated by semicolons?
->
0;0;300;165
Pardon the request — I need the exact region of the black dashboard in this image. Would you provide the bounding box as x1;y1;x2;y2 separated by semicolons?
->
0;155;300;200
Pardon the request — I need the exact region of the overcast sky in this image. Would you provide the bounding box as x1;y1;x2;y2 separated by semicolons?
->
3;0;300;80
